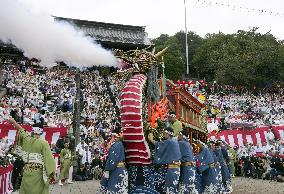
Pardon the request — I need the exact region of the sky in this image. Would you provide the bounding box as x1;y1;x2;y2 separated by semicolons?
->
20;0;284;39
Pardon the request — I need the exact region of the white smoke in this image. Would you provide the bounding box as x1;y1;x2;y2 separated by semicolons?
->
0;0;118;67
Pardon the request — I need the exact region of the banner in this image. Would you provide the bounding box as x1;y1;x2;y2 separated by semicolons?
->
0;123;68;145
208;125;284;147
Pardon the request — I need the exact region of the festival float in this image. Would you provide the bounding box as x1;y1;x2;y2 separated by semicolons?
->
113;48;207;193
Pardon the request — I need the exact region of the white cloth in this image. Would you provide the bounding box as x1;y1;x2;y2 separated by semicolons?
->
75;142;88;152
81;149;92;164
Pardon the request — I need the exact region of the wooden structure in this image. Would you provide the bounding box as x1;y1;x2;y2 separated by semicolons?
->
166;80;207;142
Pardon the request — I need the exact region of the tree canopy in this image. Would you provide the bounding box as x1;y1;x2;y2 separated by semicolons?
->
152;28;284;87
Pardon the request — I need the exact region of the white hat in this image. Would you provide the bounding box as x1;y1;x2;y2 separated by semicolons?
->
32;127;43;135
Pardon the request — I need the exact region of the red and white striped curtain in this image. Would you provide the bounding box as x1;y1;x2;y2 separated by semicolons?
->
208;125;284;147
0;164;13;194
0;123;68;145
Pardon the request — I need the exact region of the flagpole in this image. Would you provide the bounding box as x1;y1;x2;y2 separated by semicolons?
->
184;0;189;75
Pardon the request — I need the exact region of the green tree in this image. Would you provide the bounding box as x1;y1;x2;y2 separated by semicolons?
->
152;31;203;80
192;28;284;87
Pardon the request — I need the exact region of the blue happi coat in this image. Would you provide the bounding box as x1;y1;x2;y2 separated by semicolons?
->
196;146;219;194
99;140;128;194
154;137;181;194
210;148;223;194
216;147;232;193
178;140;198;194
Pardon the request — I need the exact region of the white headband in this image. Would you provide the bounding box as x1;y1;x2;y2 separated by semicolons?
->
165;130;174;136
32;127;43;135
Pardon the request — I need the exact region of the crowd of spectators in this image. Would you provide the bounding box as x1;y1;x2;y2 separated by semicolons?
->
1;63;76;127
228;141;284;182
200;82;284;129
79;71;119;137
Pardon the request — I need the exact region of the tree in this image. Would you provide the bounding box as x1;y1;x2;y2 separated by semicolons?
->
152;31;203;80
192;28;284;87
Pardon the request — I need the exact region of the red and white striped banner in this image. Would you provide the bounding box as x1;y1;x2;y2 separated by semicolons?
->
208;125;284;147
0;123;68;145
0;164;13;194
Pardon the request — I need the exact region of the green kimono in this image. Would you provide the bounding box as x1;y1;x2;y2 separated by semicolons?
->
16;128;55;194
228;148;237;175
59;148;72;180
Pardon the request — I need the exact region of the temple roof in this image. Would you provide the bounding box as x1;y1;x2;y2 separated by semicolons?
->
55;17;152;48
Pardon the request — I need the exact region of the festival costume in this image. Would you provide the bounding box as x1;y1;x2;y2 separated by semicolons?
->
196;146;219;194
178;140;198;194
220;147;233;193
210;148;223;193
99;140;128;194
154;137;181;194
15;128;55;194
59;148;72;180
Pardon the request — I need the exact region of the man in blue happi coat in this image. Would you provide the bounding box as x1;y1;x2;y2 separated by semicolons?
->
178;130;198;194
98;128;128;194
208;141;223;193
215;140;232;194
194;139;219;194
148;127;181;194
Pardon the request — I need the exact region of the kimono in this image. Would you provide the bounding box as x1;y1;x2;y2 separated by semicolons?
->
15;128;55;194
154;137;181;194
216;147;232;194
195;146;219;194
98;140;128;194
178;140;198;194
210;149;223;193
59;148;72;180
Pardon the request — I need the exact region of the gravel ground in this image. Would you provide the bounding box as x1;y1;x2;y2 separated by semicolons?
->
232;177;284;194
12;177;284;194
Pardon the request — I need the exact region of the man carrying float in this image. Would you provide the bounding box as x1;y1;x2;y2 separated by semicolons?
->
148;127;181;194
98;126;128;194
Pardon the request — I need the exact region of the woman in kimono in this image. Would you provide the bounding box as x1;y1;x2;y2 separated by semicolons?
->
9;118;55;194
177;130;198;194
98;128;128;194
148;127;181;194
59;142;73;185
194;139;219;194
215;141;232;194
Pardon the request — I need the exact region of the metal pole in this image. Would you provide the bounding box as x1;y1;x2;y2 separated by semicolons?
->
184;0;189;75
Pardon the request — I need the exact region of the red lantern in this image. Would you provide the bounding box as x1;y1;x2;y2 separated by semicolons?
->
177;80;181;84
182;81;186;85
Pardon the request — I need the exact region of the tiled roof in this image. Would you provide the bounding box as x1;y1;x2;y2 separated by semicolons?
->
55;17;151;46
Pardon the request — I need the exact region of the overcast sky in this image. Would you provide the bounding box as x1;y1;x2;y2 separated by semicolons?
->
24;0;284;39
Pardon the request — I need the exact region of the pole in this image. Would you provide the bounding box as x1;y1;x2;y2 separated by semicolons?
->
161;56;166;98
184;0;189;75
73;68;81;147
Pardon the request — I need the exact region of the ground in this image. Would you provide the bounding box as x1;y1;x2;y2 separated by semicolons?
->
13;177;284;194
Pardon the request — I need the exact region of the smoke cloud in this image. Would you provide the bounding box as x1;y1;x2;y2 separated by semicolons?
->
0;0;118;67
